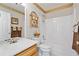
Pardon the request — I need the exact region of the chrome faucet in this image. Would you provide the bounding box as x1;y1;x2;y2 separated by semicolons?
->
5;38;18;44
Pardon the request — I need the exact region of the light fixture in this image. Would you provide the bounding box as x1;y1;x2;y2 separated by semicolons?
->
20;3;26;7
16;3;26;7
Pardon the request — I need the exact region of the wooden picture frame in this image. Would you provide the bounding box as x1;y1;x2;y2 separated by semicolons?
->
30;11;39;28
11;17;18;25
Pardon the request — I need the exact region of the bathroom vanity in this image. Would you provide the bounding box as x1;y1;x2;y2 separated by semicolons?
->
16;44;38;56
0;38;38;56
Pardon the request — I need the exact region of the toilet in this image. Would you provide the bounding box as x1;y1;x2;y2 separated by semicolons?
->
38;44;51;56
33;38;51;56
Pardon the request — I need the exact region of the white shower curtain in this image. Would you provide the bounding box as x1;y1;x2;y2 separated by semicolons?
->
45;15;75;56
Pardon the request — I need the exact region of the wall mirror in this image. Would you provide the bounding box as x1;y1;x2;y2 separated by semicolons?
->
11;17;18;25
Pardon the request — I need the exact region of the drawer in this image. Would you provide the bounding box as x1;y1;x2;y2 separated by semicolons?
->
16;44;38;56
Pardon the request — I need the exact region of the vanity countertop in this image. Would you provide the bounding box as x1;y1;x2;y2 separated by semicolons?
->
0;38;37;56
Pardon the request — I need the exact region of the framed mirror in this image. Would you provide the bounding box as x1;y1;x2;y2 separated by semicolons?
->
11;17;18;25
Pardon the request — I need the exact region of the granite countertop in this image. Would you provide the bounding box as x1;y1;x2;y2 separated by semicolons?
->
0;38;37;56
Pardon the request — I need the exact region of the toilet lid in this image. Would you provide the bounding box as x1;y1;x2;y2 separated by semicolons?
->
39;44;51;49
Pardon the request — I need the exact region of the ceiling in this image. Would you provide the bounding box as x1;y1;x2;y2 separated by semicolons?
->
34;3;73;13
1;3;25;14
37;3;68;10
0;3;73;18
34;3;73;18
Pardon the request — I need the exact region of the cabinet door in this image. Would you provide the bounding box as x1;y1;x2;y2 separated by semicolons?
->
16;44;38;56
0;10;11;40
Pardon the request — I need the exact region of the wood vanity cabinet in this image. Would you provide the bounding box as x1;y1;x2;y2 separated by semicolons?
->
15;44;38;56
72;32;79;54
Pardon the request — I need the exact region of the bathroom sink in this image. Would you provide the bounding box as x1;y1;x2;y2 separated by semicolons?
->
4;37;21;44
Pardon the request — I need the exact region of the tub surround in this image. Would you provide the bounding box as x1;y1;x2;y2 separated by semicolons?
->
0;38;37;56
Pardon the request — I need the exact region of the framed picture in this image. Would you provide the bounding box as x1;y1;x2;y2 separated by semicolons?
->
30;11;39;28
11;17;18;25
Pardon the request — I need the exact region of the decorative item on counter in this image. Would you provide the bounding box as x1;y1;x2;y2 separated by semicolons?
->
34;31;40;38
11;37;19;43
30;11;39;28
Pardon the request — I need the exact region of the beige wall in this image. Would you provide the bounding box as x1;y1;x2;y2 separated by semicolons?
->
0;5;25;37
